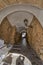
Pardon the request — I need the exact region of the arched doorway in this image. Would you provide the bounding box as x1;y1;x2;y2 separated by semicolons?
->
0;4;43;65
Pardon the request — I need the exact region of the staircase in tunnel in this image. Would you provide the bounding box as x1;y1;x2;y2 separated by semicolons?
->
10;31;43;65
0;5;43;64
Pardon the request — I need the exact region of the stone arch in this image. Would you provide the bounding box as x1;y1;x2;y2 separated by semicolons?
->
0;4;42;25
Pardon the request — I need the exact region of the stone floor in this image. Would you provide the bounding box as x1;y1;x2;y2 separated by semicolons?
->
10;38;43;65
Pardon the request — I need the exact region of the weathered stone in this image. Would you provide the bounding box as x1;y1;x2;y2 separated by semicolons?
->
27;16;43;60
9;25;17;45
0;17;12;44
0;0;43;10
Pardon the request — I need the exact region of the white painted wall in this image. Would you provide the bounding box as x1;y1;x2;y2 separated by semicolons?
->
7;11;33;27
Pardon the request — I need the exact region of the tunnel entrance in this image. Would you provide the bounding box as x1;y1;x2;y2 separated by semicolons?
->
0;10;43;65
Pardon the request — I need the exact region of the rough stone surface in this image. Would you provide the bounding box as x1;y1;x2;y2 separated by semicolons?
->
0;0;43;10
0;17;21;45
27;16;43;60
0;17;12;44
0;17;17;45
9;26;17;45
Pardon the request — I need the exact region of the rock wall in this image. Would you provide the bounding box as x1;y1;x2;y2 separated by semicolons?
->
0;17;12;43
0;0;43;10
27;16;43;60
0;17;21;45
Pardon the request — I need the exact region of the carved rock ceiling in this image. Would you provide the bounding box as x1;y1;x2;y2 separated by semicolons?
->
0;0;43;10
